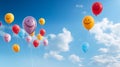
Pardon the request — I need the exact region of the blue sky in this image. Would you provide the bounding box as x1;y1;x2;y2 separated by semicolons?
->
0;0;120;67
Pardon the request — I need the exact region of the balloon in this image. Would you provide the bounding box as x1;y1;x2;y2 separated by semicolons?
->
39;18;45;25
33;40;39;48
37;34;43;40
4;33;11;42
12;24;20;34
23;16;37;34
18;29;26;38
82;16;94;30
12;44;20;53
4;13;14;24
26;36;32;43
0;21;2;26
82;42;89;53
43;39;48;46
92;2;103;16
40;29;46;36
30;31;35;37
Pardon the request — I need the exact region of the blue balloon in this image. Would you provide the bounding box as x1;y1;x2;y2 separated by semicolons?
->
82;42;89;53
18;29;26;38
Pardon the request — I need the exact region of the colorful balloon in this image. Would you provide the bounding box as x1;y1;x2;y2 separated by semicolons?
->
40;29;46;36
33;40;39;48
12;24;20;34
26;36;32;43
82;42;89;53
4;13;14;24
37;34;43;40
30;31;35;37
18;29;26;38
4;33;11;42
23;16;37;34
92;2;103;16
82;16;94;30
0;21;2;26
39;18;45;25
43;39;48;46
12;44;20;53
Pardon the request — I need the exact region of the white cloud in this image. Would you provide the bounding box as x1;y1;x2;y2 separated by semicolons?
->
69;54;81;63
98;48;108;53
69;54;83;67
44;51;64;61
44;28;73;60
90;18;120;67
76;4;83;8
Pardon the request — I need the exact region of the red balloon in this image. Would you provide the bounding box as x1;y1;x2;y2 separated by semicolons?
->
33;40;39;48
12;24;20;34
92;2;103;16
40;29;46;36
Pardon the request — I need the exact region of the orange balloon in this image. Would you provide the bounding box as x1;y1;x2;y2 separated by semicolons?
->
12;44;20;53
82;16;95;30
37;34;43;40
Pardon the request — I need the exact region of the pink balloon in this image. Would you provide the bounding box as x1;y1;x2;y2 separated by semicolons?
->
26;36;32;43
43;39;48;46
4;33;11;42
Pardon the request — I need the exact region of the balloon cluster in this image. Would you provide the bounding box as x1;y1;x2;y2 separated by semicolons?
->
82;2;103;53
2;13;48;53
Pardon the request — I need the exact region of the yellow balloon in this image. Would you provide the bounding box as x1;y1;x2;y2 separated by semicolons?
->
5;13;14;24
12;44;20;53
37;34;43;40
82;16;94;30
39;18;45;25
30;32;35;37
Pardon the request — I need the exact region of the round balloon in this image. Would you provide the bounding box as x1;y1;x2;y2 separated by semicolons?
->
37;34;43;40
26;36;32;43
82;42;89;53
43;39;48;46
30;31;35;37
82;16;94;30
18;29;26;38
12;44;20;53
40;29;46;36
12;24;20;34
4;33;11;42
23;16;37;34
33;40;40;48
39;18;45;25
0;21;2;26
4;13;14;24
92;2;103;16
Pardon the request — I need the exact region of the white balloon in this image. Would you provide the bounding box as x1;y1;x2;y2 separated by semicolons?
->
4;33;11;42
26;36;32;43
43;39;48;46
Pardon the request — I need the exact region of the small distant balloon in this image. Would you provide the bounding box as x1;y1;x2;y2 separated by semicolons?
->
26;36;32;43
37;34;43;40
92;2;103;16
43;39;48;46
33;40;39;48
12;24;20;34
40;29;46;36
23;16;37;34
30;31;35;37
82;42;89;53
12;44;20;53
0;21;2;26
4;13;14;24
39;18;45;25
18;29;26;38
4;33;11;42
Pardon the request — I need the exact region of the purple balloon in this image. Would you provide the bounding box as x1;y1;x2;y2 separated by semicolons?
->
23;16;37;34
4;33;11;42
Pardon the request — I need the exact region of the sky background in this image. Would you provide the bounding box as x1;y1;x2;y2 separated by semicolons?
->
0;0;120;67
